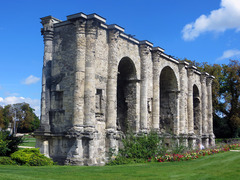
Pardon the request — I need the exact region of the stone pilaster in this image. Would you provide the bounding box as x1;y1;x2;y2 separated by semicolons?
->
187;67;195;135
207;76;215;146
201;72;209;148
40;16;61;133
84;19;98;127
178;62;189;135
139;41;152;132
106;25;123;130
72;16;87;129
201;73;208;135
151;47;163;130
35;137;50;157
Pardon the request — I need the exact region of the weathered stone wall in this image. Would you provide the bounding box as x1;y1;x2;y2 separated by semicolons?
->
35;12;215;166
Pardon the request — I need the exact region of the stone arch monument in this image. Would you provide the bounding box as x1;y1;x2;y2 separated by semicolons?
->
34;12;215;165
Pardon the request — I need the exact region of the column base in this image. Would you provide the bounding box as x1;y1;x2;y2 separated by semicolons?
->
188;134;197;149
202;134;209;149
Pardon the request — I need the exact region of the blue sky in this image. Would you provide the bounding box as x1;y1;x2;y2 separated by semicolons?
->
0;0;240;116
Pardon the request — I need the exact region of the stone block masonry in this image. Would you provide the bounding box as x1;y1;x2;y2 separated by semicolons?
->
34;12;215;165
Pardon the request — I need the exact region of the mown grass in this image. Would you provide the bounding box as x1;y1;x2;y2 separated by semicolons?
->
0;151;240;180
20;137;36;147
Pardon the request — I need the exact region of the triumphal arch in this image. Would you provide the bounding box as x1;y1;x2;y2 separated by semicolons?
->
35;12;215;165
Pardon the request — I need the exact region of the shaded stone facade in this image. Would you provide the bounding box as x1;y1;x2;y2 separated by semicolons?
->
35;12;215;165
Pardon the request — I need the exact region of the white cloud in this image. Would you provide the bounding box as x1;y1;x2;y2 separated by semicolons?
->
22;75;40;85
217;49;240;60
182;0;240;41
0;96;40;117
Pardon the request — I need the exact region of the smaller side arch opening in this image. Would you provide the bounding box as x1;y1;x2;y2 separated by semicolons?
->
160;66;178;135
117;57;137;134
193;85;201;135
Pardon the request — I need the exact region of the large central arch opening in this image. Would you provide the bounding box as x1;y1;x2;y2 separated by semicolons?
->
193;85;201;135
160;66;178;134
117;57;137;134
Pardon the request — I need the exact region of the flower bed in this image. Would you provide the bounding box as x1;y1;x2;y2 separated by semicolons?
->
148;144;240;163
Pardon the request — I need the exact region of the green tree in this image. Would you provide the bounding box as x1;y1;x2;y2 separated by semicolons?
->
2;105;13;130
0;103;39;133
180;58;240;138
219;60;240;137
0;106;4;129
17;103;40;133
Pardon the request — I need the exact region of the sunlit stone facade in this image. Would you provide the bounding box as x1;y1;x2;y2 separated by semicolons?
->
35;12;215;165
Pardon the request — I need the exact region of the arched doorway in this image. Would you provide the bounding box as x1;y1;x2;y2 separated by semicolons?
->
160;66;178;134
117;57;137;134
193;85;200;135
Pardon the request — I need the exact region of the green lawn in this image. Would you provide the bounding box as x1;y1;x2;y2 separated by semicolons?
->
20;137;36;147
0;151;240;180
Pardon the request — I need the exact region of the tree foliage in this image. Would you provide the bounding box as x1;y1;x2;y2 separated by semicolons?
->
0;103;39;133
182;58;240;138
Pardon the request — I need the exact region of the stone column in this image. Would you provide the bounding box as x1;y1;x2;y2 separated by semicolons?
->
201;72;209;148
187;67;196;148
40;16;61;132
36;137;50;157
187;67;194;135
139;41;152;132
151;47;163;130
178;62;189;135
178;62;189;147
72;18;87;129
207;76;215;146
83;19;98;128
106;26;122;130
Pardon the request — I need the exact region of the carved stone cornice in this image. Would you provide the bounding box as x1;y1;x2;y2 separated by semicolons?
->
86;19;99;37
74;19;86;35
108;29;120;44
139;41;152;56
200;72;209;83
151;47;164;62
187;67;194;77
206;75;215;86
41;16;61;41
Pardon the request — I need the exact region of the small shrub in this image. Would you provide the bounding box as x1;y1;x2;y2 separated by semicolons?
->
0;131;23;156
11;148;54;166
0;139;10;156
108;131;162;165
0;156;17;165
119;131;161;159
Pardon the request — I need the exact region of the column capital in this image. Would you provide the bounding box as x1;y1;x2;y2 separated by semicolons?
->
73;20;86;36
152;47;164;62
86;19;99;37
41;16;61;40
108;28;121;44
187;67;195;77
206;75;215;86
179;61;189;70
201;72;209;83
139;41;153;56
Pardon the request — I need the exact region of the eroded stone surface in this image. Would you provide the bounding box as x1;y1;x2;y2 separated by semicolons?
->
35;12;215;166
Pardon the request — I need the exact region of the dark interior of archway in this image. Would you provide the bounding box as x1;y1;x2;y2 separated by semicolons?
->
117;58;136;134
193;85;200;134
160;67;177;134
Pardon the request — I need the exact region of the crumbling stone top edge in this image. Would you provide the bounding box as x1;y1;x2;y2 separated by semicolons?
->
40;16;62;23
139;40;153;47
54;21;72;28
152;46;165;53
87;13;106;23
207;75;215;79
161;53;179;64
67;12;88;20
201;72;210;76
120;33;139;44
108;24;125;32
